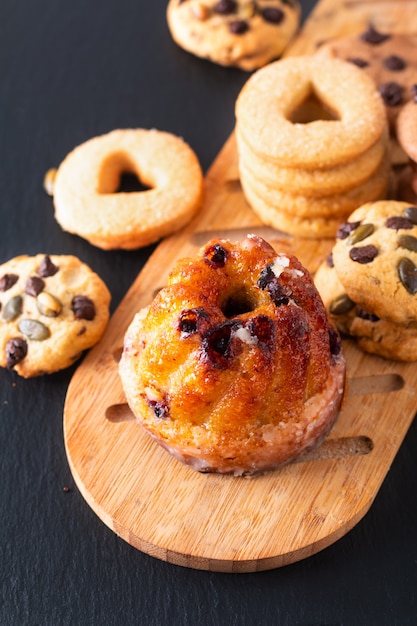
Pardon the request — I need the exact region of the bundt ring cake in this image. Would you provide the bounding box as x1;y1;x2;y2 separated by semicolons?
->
119;236;346;476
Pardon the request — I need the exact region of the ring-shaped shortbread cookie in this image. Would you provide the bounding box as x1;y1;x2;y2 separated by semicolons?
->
240;182;346;238
53;129;204;250
236;130;388;197
235;56;388;169
239;151;390;218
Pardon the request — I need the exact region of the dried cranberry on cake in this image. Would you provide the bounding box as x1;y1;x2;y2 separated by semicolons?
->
119;235;346;475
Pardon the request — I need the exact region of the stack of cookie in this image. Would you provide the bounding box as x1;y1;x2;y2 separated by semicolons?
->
314;200;417;362
235;55;391;238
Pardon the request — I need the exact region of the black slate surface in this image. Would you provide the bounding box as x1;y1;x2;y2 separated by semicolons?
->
1;1;416;625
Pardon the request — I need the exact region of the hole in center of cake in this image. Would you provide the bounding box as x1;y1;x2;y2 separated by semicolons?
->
289;90;339;124
221;289;256;318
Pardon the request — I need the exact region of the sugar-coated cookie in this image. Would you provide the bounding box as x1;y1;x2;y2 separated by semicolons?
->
53;129;204;250
235;55;390;238
235;55;387;169
237;129;388;197
239;150;390;218
167;0;301;71
0;254;110;377
240;182;345;238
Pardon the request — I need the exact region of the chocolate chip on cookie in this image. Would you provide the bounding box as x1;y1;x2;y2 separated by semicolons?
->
360;25;390;45
315;201;417;361
166;0;301;71
316;30;417;132
331;200;417;326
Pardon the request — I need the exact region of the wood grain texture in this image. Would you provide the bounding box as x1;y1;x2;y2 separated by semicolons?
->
64;0;417;572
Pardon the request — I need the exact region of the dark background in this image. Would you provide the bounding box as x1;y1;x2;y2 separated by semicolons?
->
1;1;416;624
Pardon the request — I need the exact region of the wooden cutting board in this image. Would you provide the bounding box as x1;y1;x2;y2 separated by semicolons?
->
64;0;417;572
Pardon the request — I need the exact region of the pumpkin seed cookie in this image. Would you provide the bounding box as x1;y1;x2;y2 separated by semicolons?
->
330;200;417;326
53;129;204;250
0;254;110;377
166;0;301;71
314;252;417;362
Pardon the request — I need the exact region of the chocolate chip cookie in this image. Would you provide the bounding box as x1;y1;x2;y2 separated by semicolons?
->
314;200;417;361
315;251;417;362
167;0;301;71
316;26;417;132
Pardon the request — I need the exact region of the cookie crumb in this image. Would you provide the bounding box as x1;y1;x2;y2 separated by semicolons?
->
43;168;57;196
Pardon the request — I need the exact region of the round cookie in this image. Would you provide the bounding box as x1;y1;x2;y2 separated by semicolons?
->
314;257;354;334
396;100;417;202
314;255;417;361
240;180;345;238
331;200;417;325
397;99;417;163
0;254;110;377
166;0;301;71
239;150;390;218
53;129;204;250
349;314;417;361
396;163;417;205
316;26;417;131
237;129;388;197
235;55;387;169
